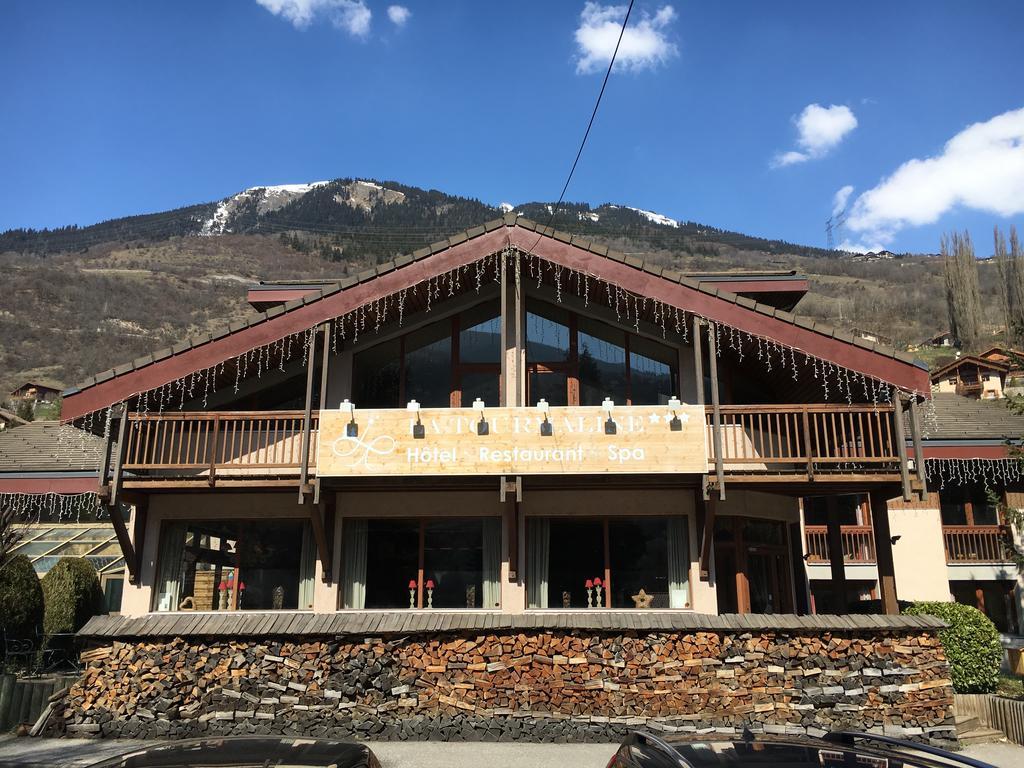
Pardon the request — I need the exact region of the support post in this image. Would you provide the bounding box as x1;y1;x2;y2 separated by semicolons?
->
298;327;318;502
706;322;725;501
825;496;849;613
692;316;710;501
699;496;716;582
500;252;508;406
130;495;148;584
870;490;899;615
909;396;927;497
311;494;332;583
96;405;118;499
319;322;331;410
500;476;521;581
108;503;138;584
109;409;131;507
892;394;912;501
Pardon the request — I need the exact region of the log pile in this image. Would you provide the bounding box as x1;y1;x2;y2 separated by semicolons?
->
45;629;957;745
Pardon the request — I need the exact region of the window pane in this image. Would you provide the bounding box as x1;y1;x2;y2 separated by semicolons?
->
364;519;420;609
424;519;483;609
546;519;604;608
972;486;999;525
529;370;568;407
940;487;969;525
460;371;500;407
609;518;669;608
405;321;452;407
526;302;570;362
459;303;501;364
630;335;677;405
353;338;401;408
578;317;627;406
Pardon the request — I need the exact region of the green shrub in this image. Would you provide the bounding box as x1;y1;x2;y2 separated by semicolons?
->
41;557;103;639
0;554;44;639
905;601;1003;693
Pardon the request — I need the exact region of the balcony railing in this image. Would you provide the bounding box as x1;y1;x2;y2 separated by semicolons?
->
115;403;901;485
122;411;318;481
706;404;899;475
803;525;876;564
943;525;1011;563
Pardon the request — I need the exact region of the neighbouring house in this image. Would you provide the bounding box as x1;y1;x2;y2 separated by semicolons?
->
925;331;956;348
801;393;1024;641
0;407;28;432
0;421;126;610
6;215;960;743
9;380;64;405
930;355;1009;399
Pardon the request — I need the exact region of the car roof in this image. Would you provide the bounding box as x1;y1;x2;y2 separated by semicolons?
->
88;736;373;768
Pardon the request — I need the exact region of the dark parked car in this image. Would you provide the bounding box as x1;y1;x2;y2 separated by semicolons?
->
608;731;996;768
87;737;380;768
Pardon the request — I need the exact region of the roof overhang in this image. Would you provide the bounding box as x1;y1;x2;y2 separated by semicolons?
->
62;217;930;420
0;474;98;495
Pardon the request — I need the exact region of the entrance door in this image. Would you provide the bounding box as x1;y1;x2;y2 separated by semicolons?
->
714;516;794;614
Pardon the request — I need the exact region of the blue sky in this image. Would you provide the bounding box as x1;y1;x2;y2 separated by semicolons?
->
2;1;1022;254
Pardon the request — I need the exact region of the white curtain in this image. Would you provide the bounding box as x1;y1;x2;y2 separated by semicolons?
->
298;522;316;609
667;516;690;609
342;519;368;609
155;522;186;612
526;517;550;609
481;517;501;609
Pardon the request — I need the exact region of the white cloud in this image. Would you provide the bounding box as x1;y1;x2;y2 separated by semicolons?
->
772;103;857;167
845;106;1024;247
832;185;854;217
387;5;410;26
255;0;371;37
574;3;678;75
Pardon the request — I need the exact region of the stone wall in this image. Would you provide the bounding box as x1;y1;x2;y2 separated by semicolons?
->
47;628;957;745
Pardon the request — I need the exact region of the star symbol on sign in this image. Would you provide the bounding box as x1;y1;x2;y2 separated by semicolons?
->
648;412;661;424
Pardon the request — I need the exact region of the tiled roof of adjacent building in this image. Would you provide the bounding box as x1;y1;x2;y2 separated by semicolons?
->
0;421;107;473
920;393;1024;441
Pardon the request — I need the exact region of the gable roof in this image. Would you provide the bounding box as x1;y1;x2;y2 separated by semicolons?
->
930;355;1009;381
61;214;931;420
917;393;1024;441
10;380;64;395
0;421;107;473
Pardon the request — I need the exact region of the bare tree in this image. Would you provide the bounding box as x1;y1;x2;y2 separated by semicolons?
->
942;231;984;352
994;226;1024;346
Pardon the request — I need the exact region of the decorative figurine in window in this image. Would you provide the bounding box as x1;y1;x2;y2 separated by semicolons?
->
272;585;284;610
562;591;571;609
466;584;476;609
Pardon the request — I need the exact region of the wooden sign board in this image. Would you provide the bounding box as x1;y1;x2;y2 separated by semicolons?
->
316;405;708;477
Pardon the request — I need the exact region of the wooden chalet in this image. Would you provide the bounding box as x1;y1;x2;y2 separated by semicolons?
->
44;214;934;620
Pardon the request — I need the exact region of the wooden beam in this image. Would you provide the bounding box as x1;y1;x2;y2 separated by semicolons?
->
500;252;508;407
870;490;900;615
706;323;725;501
699;496;716;582
909;396;927;497
131;497;149;585
108;503;137;584
318;322;331;410
892;395;912;501
298;328;318;502
311;498;332;583
109;410;131;507
825;496;849;613
96;405;119;499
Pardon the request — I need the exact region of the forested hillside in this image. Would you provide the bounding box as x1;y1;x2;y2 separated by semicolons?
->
0;177;998;397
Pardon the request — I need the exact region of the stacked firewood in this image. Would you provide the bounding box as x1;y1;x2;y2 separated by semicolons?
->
46;630;956;745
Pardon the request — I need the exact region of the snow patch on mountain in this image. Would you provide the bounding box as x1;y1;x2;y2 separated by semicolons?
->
624;206;678;228
498;202;515;213
201;181;329;235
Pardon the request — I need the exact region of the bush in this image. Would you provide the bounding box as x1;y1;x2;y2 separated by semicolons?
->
905;601;1003;693
0;554;44;639
41;557;103;640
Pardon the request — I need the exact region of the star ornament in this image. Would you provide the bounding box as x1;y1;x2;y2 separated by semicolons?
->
631;589;654;609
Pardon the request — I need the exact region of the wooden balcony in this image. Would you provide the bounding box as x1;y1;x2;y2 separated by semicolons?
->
111;403;904;489
706;404;902;482
803;525;876;564
943;525;1011;564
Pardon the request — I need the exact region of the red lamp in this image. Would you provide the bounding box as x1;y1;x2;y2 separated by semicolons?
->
218;581;227;591
408;579;417;590
238;582;246;592
585;579;594;589
593;577;602;587
425;579;435;590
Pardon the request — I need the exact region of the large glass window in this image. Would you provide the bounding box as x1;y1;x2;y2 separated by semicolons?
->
154;520;313;612
940;483;999;526
525;300;679;407
343;517;501;610
351;301;500;409
527;516;689;610
803;495;865;527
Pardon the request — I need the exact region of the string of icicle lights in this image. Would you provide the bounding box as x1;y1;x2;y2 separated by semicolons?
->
927;458;1023;489
65;246;926;440
0;492;107;524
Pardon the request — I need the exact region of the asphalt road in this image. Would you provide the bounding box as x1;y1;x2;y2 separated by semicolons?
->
0;737;1018;768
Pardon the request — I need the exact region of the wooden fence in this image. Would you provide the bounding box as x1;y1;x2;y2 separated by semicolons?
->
803;525;876;563
956;693;1024;745
0;674;77;732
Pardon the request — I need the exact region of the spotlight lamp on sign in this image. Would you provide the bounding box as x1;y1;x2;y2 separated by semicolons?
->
472;397;488;435
602;397;617;435
340;398;357;437
667;395;683;431
407;399;425;439
537;398;553;436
